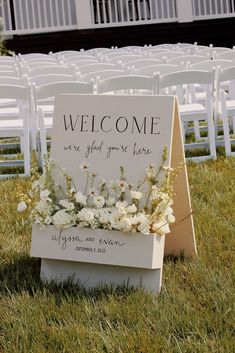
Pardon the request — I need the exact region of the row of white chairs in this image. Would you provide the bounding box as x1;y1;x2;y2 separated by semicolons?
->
1;65;235;178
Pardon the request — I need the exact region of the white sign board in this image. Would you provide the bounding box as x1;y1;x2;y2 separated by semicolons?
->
31;94;196;292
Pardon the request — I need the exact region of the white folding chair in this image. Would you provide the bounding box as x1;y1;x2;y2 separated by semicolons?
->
31;81;93;169
134;64;180;76
215;66;235;156
77;62;117;75
167;55;206;66
79;69;129;86
215;51;235;61
106;54;144;64
0;84;30;177
122;58;162;70
97;74;157;95
157;70;217;161
25;65;76;77
149;51;186;62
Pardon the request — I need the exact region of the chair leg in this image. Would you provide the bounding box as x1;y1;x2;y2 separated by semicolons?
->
23;110;31;176
194;121;201;140
207;115;217;159
38;109;47;172
221;113;232;156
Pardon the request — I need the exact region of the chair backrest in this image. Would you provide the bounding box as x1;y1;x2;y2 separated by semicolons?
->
78;62;117;74
190;59;234;71
0;76;25;85
97;74;157;95
0;84;29;101
104;51;138;59
122;58;162;69
167;55;205;66
33;81;93;101
0;70;20;77
28;73;77;86
135;64;180;76
18;53;51;61
26;65;75;77
215;51;235;60
79;69;129;86
158;69;215;104
149;51;185;60
63;55;98;64
106;54;143;64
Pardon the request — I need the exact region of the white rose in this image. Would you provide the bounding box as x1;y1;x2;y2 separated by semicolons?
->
131;191;143;200
116;201;128;209
137;213;149;224
40;189;50;200
106;196;116;206
118;216;132;232
77;208;95;222
53;210;75;229
35;199;52;217
127;204;137;214
138;221;150;235
93;196;105;208
17;201;27;212
152;220;170;235
59;199;75;210
75;191;87;206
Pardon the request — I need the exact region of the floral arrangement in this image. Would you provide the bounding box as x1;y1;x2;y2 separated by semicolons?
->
17;148;178;236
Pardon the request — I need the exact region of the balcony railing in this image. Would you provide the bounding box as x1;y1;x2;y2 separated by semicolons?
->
0;0;235;36
192;0;235;19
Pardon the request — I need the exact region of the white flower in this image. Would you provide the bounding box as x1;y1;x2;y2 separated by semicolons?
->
106;196;116;206
59;199;75;210
53;210;75;229
44;216;52;225
34;199;52;217
77;208;95;222
17;201;27;212
131;190;143;200
137;213;150;224
116;201;128;209
152;220;170;235
40;189;50;200
75;191;87;206
88;188;98;197
166;206;175;223
126;204;137;214
118;216;132;232
117;179;128;192
80;161;90;171
145;164;157;179
93;196;105;208
138;221;150;235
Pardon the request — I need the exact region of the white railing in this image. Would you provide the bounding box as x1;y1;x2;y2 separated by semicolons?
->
192;0;235;19
0;0;235;36
0;0;77;35
90;0;177;27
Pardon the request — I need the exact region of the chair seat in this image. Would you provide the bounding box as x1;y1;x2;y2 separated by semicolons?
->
217;100;235;114
0;119;23;129
179;103;207;115
0;107;20;116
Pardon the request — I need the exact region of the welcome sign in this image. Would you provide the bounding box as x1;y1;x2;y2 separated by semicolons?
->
31;94;196;292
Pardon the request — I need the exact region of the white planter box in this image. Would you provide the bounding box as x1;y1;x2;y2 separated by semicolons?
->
31;225;165;269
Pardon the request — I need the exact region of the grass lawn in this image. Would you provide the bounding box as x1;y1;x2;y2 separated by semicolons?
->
0;157;234;353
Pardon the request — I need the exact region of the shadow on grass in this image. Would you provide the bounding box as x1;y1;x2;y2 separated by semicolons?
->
0;254;144;302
